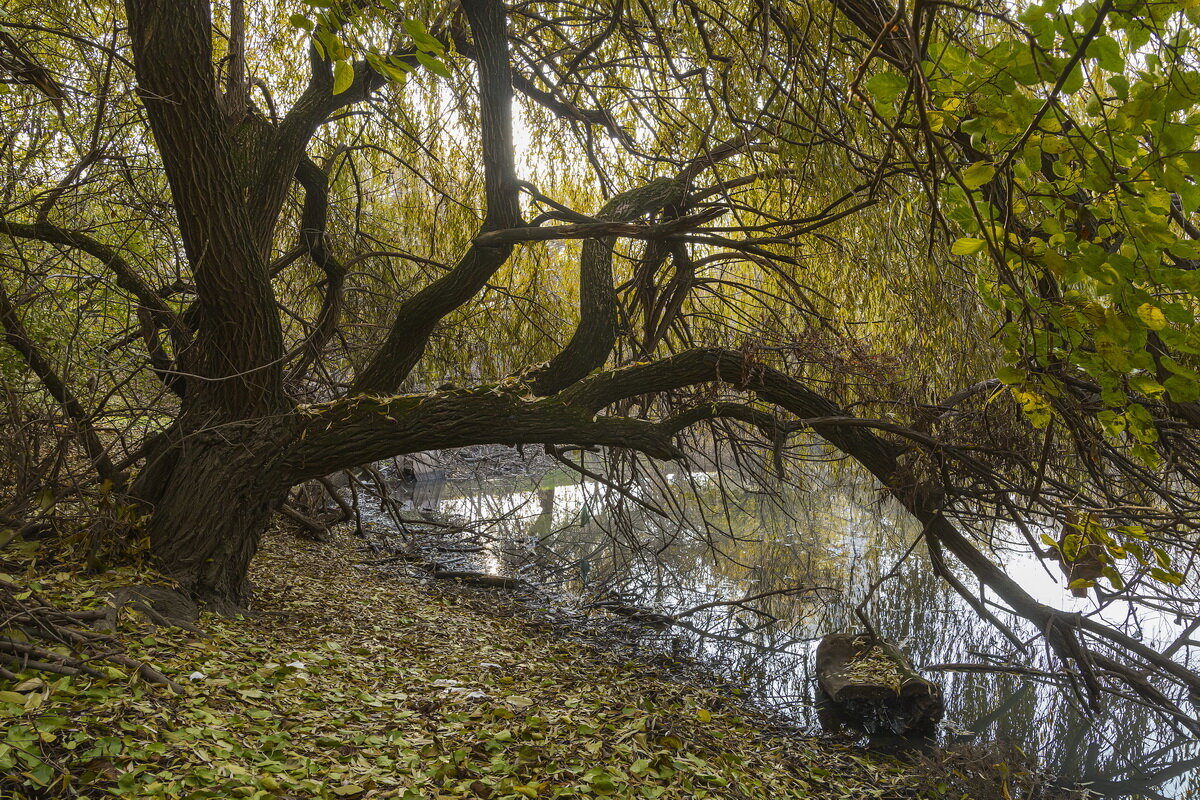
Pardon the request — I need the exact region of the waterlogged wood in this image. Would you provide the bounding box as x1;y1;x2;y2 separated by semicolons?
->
431;569;525;590
815;633;944;736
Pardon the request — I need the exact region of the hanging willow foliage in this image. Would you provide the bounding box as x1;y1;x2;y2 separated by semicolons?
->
0;0;1197;731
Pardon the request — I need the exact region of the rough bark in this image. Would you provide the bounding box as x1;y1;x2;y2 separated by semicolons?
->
529;177;687;396
287;155;347;381
141;416;295;610
125;0;285;417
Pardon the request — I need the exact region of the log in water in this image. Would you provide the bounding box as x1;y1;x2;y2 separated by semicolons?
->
815;633;944;737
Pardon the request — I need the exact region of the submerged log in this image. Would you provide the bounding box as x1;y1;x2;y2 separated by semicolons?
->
815;632;944;737
432;569;525;590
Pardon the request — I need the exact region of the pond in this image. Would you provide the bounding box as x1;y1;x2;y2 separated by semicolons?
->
359;454;1200;799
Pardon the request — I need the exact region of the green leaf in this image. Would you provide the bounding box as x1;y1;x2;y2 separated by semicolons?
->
415;50;452;79
1098;410;1127;437
1129;374;1165;399
865;72;908;104
1107;74;1129;99
366;52;411;85
1150;567;1184;586
1088;35;1124;72
996;365;1025;384
333;60;355;95
289;14;314;31
1062;533;1083;562
951;237;987;255
1165;375;1200;403
35;486;54;512
1061;63;1084;95
584;767;619;795
403;19;445;54
961;161;996;190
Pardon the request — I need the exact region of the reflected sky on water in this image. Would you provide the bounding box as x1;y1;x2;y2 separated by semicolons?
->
368;460;1200;799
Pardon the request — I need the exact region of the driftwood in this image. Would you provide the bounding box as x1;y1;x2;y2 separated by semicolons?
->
587;599;674;628
815;633;944;737
358;551;527;590
431;569;525;590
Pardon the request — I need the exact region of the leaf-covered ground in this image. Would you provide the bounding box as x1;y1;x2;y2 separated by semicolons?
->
1;532;1023;799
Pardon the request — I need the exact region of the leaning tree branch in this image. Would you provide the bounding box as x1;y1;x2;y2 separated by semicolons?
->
566;348;1200;711
351;0;522;395
276;389;684;482
286;155;347;382
527;177;689;396
285;343;1200;717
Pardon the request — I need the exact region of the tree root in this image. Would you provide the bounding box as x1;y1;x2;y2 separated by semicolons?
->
0;577;185;692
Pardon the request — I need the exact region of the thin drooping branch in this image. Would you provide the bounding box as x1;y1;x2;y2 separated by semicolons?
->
470;210;722;247
525;137;751;396
449;23;636;149
0;218;187;396
0;265;122;487
0;218;186;342
351;0;521;395
269;27;419;227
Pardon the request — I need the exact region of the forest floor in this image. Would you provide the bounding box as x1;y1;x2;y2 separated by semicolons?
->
0;529;1072;800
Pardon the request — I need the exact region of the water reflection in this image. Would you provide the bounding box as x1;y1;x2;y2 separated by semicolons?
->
364;463;1199;799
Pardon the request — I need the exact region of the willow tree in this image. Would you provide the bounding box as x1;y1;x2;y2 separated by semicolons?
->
3;0;1200;724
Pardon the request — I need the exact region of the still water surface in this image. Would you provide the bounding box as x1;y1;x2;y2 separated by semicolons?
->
365;460;1199;799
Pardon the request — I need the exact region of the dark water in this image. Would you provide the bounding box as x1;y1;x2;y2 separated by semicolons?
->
364;459;1200;799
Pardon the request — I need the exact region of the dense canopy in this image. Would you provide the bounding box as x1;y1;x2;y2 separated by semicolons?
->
2;0;1200;735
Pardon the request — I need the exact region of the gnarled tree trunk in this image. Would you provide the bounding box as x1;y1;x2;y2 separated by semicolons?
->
133;417;296;610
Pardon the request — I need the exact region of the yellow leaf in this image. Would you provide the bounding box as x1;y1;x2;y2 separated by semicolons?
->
696;708;712;722
333;60;355;95
951;237;987;255
1136;303;1167;330
962;161;996;190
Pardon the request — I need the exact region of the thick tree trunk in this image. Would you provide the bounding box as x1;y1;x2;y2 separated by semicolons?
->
136;417;293;612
